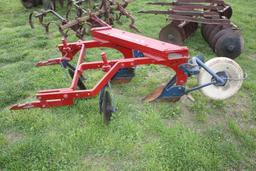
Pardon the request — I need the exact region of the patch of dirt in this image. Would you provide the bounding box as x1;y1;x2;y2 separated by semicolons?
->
5;131;24;144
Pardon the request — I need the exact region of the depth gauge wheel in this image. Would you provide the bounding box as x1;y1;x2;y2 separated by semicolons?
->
198;57;244;100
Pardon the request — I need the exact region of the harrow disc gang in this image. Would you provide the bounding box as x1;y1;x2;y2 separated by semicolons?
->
201;24;244;59
215;31;244;59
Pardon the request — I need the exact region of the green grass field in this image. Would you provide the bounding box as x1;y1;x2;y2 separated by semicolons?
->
0;0;256;170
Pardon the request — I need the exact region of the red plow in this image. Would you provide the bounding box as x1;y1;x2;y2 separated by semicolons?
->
10;17;245;124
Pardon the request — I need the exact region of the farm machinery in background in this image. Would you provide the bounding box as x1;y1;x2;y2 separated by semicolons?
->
21;0;94;9
139;0;244;59
27;0;138;39
21;0;66;9
10;15;245;124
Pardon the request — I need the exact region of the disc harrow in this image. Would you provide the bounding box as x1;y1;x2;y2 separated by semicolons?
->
139;0;244;59
10;17;245;124
201;24;244;59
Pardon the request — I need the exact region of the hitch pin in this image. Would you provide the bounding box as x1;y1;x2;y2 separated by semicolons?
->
101;52;111;72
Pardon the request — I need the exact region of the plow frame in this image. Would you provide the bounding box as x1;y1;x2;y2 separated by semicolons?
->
10;26;189;110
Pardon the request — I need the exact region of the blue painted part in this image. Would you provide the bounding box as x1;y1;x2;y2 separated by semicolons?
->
179;55;205;76
133;50;145;58
157;75;185;99
112;50;143;80
179;63;200;76
60;60;69;68
159;86;186;99
194;56;226;85
113;68;135;78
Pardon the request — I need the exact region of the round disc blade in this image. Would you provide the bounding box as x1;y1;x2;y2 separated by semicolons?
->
201;24;213;41
204;24;217;41
211;28;232;51
201;24;206;40
215;31;244;59
102;90;113;124
198;57;244;100
183;22;198;38
208;25;223;48
159;23;185;45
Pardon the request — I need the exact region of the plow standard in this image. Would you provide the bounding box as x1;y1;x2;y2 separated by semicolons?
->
10;17;244;124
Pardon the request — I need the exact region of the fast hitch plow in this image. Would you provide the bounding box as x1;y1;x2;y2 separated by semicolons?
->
10;20;244;123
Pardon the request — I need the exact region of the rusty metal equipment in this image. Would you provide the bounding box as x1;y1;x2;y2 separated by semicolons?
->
139;0;244;59
21;0;66;9
21;0;43;8
28;0;138;39
201;24;244;59
10;16;245;124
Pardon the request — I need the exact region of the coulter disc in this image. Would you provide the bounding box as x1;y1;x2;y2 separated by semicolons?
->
198;57;244;100
102;89;114;124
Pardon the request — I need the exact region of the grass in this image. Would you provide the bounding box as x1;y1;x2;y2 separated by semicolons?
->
0;0;256;170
